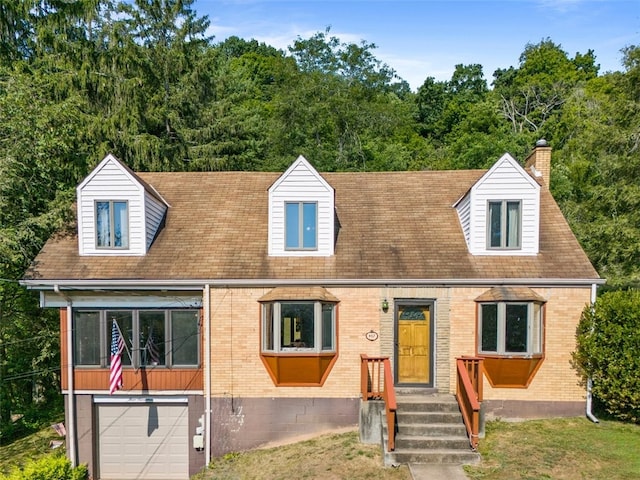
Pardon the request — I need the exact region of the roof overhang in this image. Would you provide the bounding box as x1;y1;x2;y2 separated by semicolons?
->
21;277;606;291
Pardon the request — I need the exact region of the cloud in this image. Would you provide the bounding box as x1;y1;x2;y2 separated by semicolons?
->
535;0;584;14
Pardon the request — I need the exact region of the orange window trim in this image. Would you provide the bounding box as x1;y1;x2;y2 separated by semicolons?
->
480;354;545;388
260;352;339;386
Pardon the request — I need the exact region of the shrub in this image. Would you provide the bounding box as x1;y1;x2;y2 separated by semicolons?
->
1;455;87;480
573;289;640;423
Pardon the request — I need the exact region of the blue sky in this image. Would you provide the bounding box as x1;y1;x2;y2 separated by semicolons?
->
195;0;640;90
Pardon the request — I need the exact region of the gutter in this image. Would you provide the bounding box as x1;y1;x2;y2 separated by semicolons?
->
54;285;77;466
203;284;212;465
586;283;599;424
21;277;606;290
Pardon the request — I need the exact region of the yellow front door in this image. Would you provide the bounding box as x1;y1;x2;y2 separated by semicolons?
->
397;304;432;385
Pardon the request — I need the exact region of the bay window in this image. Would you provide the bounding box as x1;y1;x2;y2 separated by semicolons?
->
478;302;543;356
262;301;335;353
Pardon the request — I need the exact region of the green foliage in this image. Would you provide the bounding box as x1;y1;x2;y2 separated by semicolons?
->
553;46;640;288
0;454;87;480
493;39;598;136
573;290;640;423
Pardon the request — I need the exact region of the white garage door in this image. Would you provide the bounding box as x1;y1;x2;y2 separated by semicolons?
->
97;403;189;480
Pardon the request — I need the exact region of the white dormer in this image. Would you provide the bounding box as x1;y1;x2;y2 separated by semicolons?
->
77;154;168;256
268;156;335;257
455;153;540;256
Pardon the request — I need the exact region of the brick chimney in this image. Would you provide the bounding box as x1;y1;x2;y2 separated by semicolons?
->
524;139;551;189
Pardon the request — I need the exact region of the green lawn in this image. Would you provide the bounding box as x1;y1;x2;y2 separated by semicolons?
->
0;424;66;475
2;417;639;479
466;417;640;480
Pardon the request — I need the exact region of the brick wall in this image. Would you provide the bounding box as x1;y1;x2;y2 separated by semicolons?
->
207;284;591;402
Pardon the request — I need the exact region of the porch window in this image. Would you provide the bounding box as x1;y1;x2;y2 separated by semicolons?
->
96;200;129;248
73;309;200;368
478;302;543;356
487;200;521;249
285;202;317;250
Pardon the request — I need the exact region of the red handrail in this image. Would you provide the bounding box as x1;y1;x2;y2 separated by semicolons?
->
360;354;397;451
455;357;483;449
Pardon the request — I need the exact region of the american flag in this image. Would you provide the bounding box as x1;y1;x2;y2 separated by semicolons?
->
109;321;124;394
145;329;160;365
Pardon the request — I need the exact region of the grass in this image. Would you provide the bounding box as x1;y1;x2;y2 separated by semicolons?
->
0;423;66;475
192;430;411;480
2;418;639;479
465;417;640;480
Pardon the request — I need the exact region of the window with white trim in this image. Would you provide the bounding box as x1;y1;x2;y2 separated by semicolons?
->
96;200;129;248
262;301;335;352
285;202;317;250
487;200;521;249
73;309;200;367
478;302;543;355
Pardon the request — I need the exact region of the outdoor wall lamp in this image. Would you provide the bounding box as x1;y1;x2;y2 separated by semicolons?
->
382;299;389;312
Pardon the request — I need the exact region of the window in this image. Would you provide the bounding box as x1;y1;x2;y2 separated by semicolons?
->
96;200;129;248
285;202;317;250
262;301;335;353
478;302;542;355
73;309;200;367
488;200;521;249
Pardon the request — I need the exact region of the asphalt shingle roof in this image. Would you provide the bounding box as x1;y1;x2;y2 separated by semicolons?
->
24;169;600;283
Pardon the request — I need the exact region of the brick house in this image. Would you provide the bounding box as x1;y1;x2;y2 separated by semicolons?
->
22;141;602;479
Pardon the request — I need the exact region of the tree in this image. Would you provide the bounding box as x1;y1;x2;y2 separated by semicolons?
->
0;0;33;64
96;0;213;171
264;30;424;172
573;290;640;423
0;69;83;437
493;39;599;136
552;46;640;287
288;27;398;91
415;76;447;139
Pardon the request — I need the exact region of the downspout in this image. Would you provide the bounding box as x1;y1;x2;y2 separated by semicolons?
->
586;283;599;424
204;284;212;465
55;285;77;465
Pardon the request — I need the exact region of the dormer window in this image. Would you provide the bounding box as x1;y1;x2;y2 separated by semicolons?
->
77;154;167;256
285;202;317;250
268;156;334;257
454;154;539;256
488;200;521;249
96;200;129;249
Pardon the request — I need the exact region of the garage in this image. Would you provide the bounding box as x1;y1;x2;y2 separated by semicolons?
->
96;398;189;480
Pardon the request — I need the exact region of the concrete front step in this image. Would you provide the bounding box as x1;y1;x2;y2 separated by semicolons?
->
394;434;471;450
385;448;480;465
396;397;461;413
380;392;479;466
399;423;467;437
397;411;464;423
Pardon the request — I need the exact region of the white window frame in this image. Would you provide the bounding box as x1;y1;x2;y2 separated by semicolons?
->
284;202;318;251
487;200;521;250
262;301;335;353
478;302;543;356
95;200;129;249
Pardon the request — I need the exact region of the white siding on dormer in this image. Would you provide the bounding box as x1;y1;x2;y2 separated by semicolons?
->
455;193;472;245
458;154;540;256
77;154;164;256
269;156;334;257
144;191;167;249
